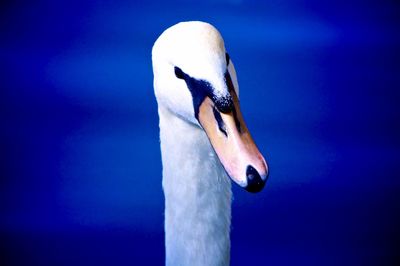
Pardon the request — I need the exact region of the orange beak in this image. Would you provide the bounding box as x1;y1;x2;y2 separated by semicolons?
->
198;89;269;192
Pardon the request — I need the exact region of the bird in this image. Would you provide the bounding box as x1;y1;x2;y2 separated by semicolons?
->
152;21;269;266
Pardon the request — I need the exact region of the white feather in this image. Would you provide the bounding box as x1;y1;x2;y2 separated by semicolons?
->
152;21;241;266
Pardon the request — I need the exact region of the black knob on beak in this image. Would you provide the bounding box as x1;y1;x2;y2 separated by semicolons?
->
213;95;233;113
245;165;266;193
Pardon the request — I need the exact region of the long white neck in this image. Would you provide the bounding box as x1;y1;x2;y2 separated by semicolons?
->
158;105;232;266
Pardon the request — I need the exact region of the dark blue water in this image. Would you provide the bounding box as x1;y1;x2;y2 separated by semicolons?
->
1;1;399;265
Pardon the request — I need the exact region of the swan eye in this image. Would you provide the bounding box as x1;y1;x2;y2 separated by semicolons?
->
225;53;230;66
174;66;185;79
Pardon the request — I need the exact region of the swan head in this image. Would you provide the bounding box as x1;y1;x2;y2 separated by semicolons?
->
152;21;269;192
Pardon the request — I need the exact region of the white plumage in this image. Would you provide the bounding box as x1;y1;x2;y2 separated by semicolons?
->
152;21;268;266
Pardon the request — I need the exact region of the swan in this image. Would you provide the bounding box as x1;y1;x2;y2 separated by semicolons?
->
152;21;269;266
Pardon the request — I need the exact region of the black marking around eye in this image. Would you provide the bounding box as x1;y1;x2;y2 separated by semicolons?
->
174;66;184;79
175;66;213;119
174;65;235;122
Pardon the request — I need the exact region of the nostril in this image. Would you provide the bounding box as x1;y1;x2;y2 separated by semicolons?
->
245;165;265;193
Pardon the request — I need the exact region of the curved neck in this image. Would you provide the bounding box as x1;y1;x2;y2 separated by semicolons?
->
158;105;232;266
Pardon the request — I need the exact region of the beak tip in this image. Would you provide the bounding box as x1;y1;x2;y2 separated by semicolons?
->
244;165;267;193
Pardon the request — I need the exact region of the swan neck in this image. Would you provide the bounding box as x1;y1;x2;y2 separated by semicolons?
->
158;106;232;266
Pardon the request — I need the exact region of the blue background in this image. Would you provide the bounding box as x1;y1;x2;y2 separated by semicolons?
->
1;0;399;265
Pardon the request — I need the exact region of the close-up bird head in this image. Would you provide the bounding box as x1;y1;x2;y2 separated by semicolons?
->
152;21;269;192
